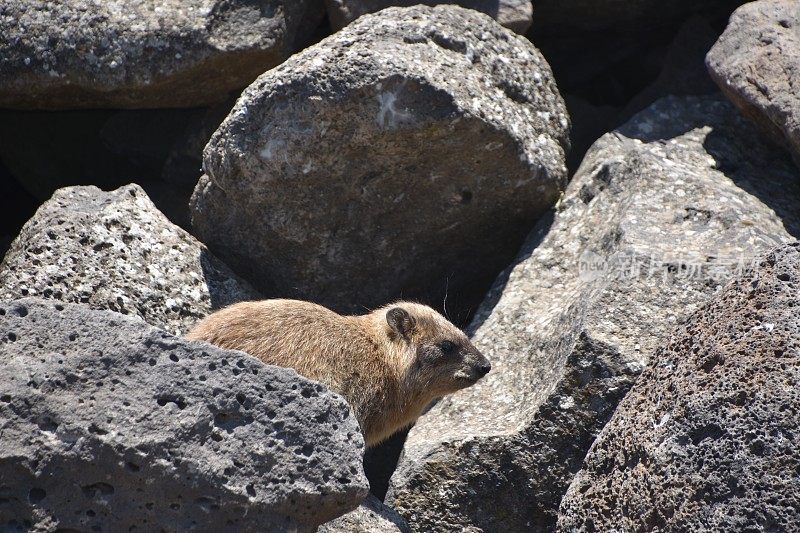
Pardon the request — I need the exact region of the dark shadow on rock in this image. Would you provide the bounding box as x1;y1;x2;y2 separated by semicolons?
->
549;6;745;174
198;248;262;311
702;127;800;239
0;158;39;262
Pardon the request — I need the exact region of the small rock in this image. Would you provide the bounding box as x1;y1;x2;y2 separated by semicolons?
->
319;494;410;532
0;184;260;336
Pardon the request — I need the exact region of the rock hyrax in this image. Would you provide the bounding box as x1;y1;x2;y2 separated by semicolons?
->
186;299;491;447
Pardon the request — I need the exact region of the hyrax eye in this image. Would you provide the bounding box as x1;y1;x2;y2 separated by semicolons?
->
438;340;456;353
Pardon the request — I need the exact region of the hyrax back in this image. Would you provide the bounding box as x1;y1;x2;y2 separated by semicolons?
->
186;299;490;447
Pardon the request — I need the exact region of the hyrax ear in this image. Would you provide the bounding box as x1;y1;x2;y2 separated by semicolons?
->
386;307;415;339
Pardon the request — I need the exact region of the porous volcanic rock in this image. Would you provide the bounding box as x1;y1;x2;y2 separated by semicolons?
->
0;184;260;336
0;0;324;109
707;0;800;165
191;5;569;313
319;494;410;532
324;0;532;33
558;242;800;531
0;298;368;531
388;95;800;531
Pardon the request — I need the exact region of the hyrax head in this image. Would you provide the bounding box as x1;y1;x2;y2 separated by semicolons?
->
383;302;491;396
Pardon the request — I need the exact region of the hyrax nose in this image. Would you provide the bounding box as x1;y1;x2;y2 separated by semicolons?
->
477;362;491;377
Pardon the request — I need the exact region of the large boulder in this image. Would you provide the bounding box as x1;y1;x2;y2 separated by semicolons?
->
558;241;800;531
707;0;800;166
324;0;532;33
0;298;368;531
191;5;569;313
388;95;800;531
0;0;324;109
0;184;260;336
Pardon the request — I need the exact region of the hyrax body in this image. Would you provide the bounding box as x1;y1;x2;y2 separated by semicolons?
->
186;299;490;447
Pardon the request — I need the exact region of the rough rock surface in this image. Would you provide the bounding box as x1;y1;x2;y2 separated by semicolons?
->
324;0;532;34
707;0;800;165
0;298;368;531
319;494;410;532
389;95;800;531
0;184;260;336
558;242;800;531
192;5;569;313
0;0;324;109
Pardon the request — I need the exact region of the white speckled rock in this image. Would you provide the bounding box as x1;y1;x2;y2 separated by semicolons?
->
558;242;800;531
324;0;532;33
707;0;800;166
0;298;368;531
191;5;569;313
389;96;800;531
0;0;324;109
0;184;260;336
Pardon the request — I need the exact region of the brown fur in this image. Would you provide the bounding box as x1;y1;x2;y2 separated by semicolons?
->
186;299;490;447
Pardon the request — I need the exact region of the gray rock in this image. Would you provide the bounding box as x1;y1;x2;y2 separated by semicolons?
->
192;5;569;313
558;241;800;531
0;184;260;336
707;0;800;166
389;95;800;532
0;298;369;531
0;0;324;109
324;0;532;33
319;494;410;532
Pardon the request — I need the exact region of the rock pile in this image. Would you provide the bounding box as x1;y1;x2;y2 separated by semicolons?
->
388;95;800;531
1;1;799;530
0;184;259;336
